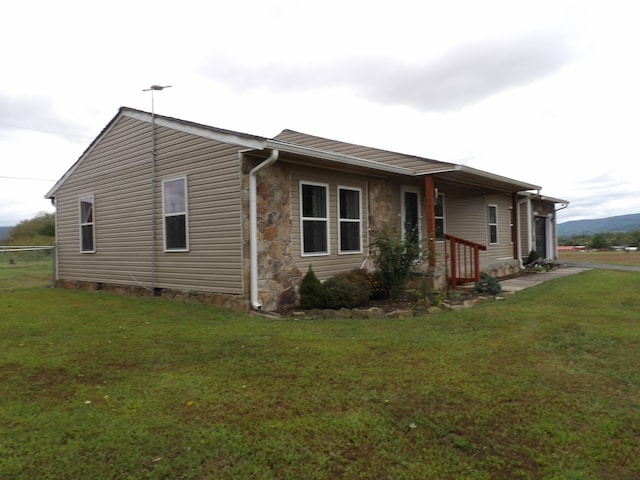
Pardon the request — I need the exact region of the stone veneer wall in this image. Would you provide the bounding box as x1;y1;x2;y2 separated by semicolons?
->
367;178;395;232
242;159;300;312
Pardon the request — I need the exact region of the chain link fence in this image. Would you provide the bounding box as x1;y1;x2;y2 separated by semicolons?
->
0;245;56;288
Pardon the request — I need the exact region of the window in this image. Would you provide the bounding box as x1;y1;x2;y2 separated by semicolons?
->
79;196;95;253
163;177;188;251
338;187;362;253
300;182;329;255
488;204;498;244
401;186;421;244
435;193;445;241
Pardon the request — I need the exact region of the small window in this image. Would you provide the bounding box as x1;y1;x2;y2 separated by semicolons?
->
488;204;498;244
163;177;188;251
435;193;445;241
338;187;362;254
79;196;95;253
300;182;329;255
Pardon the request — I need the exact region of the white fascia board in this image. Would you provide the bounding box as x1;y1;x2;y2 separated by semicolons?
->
266;139;415;176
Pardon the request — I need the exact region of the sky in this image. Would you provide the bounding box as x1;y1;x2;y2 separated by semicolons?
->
2;0;639;226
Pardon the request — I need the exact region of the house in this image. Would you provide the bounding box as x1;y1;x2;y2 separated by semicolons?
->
45;107;568;312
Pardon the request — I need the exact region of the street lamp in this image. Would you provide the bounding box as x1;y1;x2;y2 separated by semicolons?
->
143;84;172;294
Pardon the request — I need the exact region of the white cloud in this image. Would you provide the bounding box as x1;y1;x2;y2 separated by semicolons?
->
0;0;638;226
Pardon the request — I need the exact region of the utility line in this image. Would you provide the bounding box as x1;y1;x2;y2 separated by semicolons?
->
0;175;55;182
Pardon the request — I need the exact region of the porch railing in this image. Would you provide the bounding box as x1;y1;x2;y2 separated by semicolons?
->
443;234;487;288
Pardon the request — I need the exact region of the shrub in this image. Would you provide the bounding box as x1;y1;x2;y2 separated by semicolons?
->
370;224;422;300
323;269;371;309
365;270;389;300
525;249;541;265
299;265;324;309
474;272;502;295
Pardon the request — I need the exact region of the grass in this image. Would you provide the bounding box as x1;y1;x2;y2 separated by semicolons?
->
0;258;54;291
559;250;640;266
1;265;640;478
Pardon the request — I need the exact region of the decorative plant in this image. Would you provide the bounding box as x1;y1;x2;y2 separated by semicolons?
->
298;265;324;309
370;223;422;300
474;272;502;296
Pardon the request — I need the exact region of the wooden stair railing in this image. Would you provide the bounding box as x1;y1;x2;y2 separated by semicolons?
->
443;234;487;288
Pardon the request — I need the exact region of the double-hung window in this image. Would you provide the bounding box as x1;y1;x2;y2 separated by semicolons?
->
79;196;95;253
435;193;445;241
300;182;329;255
338;187;362;254
488;204;499;244
163;177;188;251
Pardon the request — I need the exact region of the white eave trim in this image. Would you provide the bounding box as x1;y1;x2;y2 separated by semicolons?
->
265;139;415;176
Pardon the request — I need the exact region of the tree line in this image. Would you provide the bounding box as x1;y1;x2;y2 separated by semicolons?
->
3;212;55;246
559;231;640;250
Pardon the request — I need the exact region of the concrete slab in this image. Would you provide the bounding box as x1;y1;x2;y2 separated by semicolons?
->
499;266;591;293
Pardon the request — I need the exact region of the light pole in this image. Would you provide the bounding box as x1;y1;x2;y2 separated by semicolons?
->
143;85;172;294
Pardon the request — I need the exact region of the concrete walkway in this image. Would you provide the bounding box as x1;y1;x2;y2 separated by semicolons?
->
499;266;592;293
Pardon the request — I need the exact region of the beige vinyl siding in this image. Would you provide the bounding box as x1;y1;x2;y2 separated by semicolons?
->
54;115;245;294
483;194;515;266
433;188;515;270
289;164;369;281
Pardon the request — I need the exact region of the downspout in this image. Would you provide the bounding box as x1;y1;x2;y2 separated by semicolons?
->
249;149;279;310
552;202;569;259
516;195;530;268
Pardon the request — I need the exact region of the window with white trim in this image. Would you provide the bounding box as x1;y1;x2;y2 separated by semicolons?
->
79;196;95;253
163;177;188;251
338;187;362;254
300;182;329;255
435;193;445;241
488;204;498;244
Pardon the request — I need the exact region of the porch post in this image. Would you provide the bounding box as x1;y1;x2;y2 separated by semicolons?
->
511;193;519;260
424;176;436;267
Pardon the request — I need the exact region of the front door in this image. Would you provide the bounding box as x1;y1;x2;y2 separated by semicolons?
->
401;186;420;243
535;216;548;259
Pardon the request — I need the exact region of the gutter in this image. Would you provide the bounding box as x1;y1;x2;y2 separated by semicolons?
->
249;149;279;310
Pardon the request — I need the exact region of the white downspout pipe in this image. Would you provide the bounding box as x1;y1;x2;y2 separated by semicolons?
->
516;195;530;269
249;149;279;310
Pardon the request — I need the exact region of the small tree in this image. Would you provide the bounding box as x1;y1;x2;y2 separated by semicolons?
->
370;223;422;300
589;233;609;250
298;265;324;309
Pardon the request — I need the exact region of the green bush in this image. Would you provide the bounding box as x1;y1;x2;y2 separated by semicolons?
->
474;272;502;295
525;249;541;265
299;265;324;309
365;270;389;300
370;224;421;300
323;269;371;309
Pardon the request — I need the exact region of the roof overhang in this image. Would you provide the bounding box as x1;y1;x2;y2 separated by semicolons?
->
521;192;570;205
264;139;415;176
428;165;541;193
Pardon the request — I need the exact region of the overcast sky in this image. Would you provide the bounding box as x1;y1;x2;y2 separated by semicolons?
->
2;0;638;226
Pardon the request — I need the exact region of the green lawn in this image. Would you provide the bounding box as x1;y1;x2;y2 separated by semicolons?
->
1;267;640;479
559;250;640;267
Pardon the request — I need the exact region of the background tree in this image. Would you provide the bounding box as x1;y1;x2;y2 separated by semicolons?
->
589;233;609;250
6;212;55;246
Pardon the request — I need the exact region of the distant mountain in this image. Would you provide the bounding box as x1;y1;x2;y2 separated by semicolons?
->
0;226;11;241
558;213;640;237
